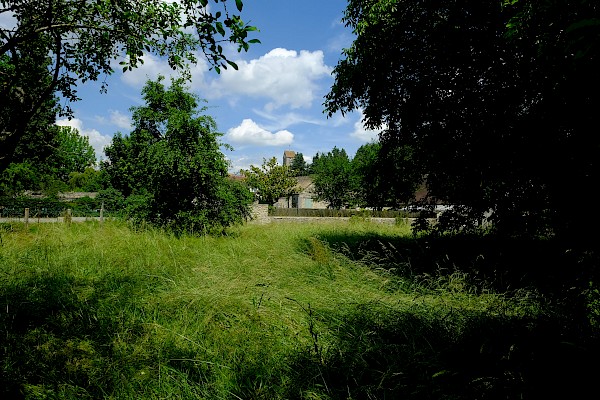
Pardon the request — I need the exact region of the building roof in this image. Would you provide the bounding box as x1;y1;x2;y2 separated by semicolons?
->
228;173;246;182
283;150;296;158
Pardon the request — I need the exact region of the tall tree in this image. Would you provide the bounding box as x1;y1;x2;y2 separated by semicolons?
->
44;126;96;182
290;152;308;176
352;142;421;210
312;147;355;209
1;0;259;169
0;125;97;196
241;157;298;205
325;0;600;238
0;161;38;196
68;167;104;192
0;50;60;171
103;76;253;234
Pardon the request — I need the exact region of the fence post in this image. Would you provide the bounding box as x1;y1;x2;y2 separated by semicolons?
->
100;202;104;224
24;207;29;227
65;208;72;225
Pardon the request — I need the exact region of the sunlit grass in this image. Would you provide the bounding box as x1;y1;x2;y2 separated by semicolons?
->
0;220;595;399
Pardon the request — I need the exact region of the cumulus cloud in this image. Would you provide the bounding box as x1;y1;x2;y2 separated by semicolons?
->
56;118;112;161
226;155;256;173
251;109;323;131
120;53;209;89
109;110;132;130
225;119;293;146
210;48;331;110
350;110;383;142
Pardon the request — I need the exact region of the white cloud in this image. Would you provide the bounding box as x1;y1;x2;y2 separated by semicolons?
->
226;155;257;173
350;110;383;142
225;119;293;146
251;109;323;131
109;110;132;130
120;53;209;89
210;48;331;110
56;118;112;161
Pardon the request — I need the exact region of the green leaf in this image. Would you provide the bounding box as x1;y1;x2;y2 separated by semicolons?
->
235;0;243;12
226;60;238;70
566;18;600;33
248;39;261;44
216;22;225;36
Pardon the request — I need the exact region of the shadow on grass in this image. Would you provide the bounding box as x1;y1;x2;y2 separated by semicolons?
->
284;231;600;399
283;302;600;400
312;231;599;295
0;271;214;399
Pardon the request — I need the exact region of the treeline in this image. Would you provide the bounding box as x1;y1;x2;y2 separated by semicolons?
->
310;144;422;210
0;196;104;218
242;144;423;212
0;77;255;234
0;127;103;197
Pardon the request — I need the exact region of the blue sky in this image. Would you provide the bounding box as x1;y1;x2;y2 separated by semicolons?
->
52;1;380;172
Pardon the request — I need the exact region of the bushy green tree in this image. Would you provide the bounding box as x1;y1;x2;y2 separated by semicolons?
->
325;0;600;238
290;152;308;176
351;142;422;210
103;77;253;234
68;168;104;192
96;187;126;213
308;153;320;174
0;124;98;195
312;147;355;209
241;157;298;205
45;126;96;182
0;161;38;197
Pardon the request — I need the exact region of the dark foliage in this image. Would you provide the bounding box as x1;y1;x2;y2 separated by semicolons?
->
326;0;600;240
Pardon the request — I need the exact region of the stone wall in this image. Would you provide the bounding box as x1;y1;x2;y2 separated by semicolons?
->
249;203;270;224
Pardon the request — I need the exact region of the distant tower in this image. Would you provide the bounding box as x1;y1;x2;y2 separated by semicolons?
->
283;150;296;166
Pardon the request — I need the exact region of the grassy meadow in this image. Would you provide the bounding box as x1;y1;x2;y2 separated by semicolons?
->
1;220;598;399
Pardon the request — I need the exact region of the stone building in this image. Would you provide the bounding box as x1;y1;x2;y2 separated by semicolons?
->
273;175;328;209
282;150;296;167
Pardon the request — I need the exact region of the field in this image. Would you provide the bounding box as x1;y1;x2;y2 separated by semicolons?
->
1;220;598;399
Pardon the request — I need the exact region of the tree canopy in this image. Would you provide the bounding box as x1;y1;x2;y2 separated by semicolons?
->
103;76;253;234
290;152;308;177
0;124;97;196
1;0;258;169
241;157;298;206
311;147;355;209
0;50;60;171
326;0;600;238
46;126;96;182
352;142;421;210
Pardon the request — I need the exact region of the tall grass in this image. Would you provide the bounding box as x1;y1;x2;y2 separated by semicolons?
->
0;220;597;399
